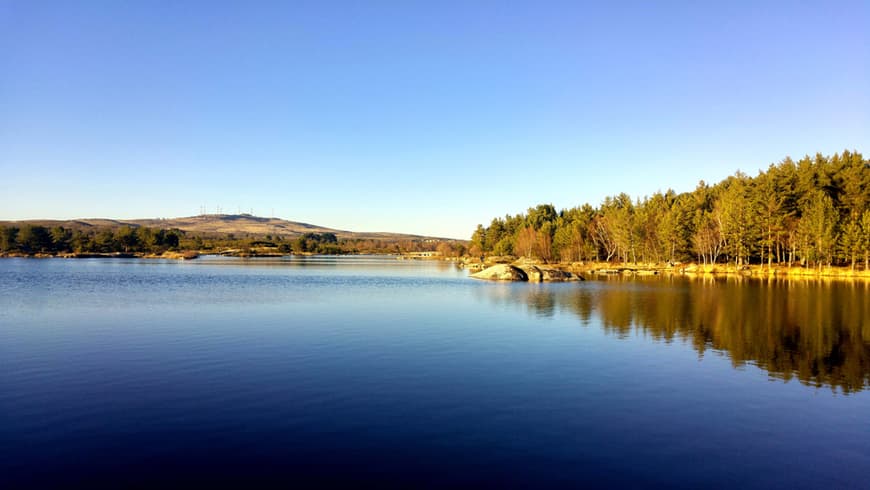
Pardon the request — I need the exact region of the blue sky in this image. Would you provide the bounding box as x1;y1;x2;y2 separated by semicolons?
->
1;1;867;238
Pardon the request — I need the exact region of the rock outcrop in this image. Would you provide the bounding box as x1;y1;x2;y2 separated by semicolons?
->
471;264;529;281
525;265;543;282
471;264;583;282
523;265;580;282
539;267;577;282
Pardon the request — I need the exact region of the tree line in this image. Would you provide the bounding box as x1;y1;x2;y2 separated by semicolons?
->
470;150;870;270
0;224;465;257
0;225;182;255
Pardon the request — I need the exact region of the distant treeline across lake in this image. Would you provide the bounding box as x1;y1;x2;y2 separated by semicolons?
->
0;225;467;257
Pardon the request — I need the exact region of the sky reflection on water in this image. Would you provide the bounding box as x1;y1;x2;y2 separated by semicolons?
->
1;257;868;487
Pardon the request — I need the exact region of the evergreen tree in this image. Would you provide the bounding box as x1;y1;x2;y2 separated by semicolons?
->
798;190;839;270
0;226;18;253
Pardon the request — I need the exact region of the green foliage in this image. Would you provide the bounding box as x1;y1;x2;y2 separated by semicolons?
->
50;227;71;252
840;217;863;270
116;226;139;252
0;222;453;258
798;190;839;268
0;226;18;252
18;225;52;253
470;150;869;268
861;210;870;270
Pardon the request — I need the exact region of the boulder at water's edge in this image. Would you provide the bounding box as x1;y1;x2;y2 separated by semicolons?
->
471;264;529;281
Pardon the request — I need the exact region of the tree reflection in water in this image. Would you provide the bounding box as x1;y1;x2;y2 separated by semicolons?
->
474;276;870;393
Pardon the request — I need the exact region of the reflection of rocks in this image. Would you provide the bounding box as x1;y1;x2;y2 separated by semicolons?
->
471;264;582;282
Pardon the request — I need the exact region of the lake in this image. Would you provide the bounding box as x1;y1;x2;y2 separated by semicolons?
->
1;256;868;488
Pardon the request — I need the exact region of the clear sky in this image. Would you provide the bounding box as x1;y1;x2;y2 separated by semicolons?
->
1;1;867;239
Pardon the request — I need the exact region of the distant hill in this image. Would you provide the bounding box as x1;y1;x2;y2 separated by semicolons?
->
0;214;455;241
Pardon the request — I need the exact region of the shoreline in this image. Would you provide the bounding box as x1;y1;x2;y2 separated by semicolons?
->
0;251;202;260
460;257;870;280
0;250;408;260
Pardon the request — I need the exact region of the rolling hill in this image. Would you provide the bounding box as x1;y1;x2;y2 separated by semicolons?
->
0;214;454;242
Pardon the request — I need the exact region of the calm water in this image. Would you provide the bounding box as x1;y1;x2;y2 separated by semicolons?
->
1;256;868;488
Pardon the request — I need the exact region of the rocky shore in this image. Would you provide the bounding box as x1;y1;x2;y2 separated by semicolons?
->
471;264;582;282
463;257;870;281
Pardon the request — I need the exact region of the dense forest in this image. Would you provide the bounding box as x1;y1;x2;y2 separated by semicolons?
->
470;151;870;270
0;224;465;257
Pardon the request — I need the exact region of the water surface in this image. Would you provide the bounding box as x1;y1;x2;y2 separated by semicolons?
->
1;257;868;488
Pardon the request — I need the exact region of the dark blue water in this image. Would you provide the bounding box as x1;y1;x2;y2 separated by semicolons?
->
1;257;868;488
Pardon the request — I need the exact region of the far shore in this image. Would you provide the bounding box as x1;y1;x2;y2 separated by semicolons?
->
1;251;203;260
0;250;412;260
